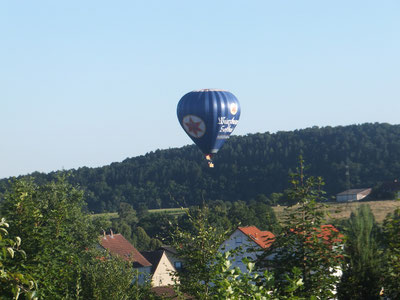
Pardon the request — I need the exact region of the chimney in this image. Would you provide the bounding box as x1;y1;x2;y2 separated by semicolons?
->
255;232;258;239
110;229;114;238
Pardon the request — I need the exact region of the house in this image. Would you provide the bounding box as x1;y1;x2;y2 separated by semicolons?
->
336;188;372;202
158;245;184;271
141;250;177;287
220;225;343;276
218;226;275;273
100;232;152;283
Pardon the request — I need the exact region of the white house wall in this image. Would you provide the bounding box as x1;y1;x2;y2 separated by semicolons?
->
219;230;262;274
152;252;177;287
136;266;152;285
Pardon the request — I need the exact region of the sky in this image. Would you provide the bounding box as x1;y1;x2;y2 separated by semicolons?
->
1;1;399;179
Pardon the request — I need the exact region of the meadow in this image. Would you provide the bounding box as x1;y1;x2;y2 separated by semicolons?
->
272;200;400;224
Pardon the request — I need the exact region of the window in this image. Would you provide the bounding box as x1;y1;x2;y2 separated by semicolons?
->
174;261;182;269
235;236;242;244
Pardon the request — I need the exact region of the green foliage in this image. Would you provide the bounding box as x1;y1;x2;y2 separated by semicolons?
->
0;218;37;299
0;177;159;299
0;177;100;299
111;202;165;251
139;211;176;239
337;204;382;299
381;207;400;298
260;158;344;299
369;182;398;200
112;202;138;242
210;251;304;300
118;202;139;226
80;250;155;300
170;206;303;300
170;206;229;299
107;195;278;254
134;226;152;251
3;123;400;212
206;199;280;233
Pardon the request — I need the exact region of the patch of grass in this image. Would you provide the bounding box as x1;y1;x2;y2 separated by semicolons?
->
90;212;118;220
272;200;400;223
91;208;188;220
148;207;188;216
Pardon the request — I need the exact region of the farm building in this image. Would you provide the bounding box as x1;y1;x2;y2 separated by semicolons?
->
336;188;372;202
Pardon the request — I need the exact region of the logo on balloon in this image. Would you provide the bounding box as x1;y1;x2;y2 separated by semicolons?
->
182;115;206;138
230;103;238;115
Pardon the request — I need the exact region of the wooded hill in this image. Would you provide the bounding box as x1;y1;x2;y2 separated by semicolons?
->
2;122;400;213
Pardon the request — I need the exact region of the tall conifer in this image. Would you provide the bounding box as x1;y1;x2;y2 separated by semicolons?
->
337;204;382;299
259;158;343;299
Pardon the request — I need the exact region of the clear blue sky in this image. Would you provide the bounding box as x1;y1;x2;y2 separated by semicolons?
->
1;1;399;179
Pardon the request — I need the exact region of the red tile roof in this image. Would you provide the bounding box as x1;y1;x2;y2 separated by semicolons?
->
238;226;275;249
100;233;152;267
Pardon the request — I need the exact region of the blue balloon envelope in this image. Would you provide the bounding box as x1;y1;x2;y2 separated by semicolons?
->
177;89;241;163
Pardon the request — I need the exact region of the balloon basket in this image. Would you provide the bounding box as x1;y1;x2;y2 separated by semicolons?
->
205;154;214;168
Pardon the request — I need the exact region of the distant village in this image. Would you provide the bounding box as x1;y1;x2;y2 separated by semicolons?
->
101;222;342;297
96;179;400;298
100;226;281;297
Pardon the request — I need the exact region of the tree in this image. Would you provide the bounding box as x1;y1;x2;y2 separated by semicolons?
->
134;226;152;251
170;205;307;300
337;204;382;299
381;208;400;298
112;202;138;242
0;177;159;299
80;249;155;300
259;158;343;299
170;206;229;299
0;217;37;299
117;202;139;225
170;205;305;300
4;123;400;212
0;177;100;299
210;251;304;300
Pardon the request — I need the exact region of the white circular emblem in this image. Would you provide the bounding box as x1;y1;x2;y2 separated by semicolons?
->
182;115;206;138
230;103;238;115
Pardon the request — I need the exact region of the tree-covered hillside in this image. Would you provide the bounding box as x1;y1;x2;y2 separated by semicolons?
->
2;123;400;213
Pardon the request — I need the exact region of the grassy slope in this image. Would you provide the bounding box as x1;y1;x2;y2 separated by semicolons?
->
93;200;400;224
272;200;400;224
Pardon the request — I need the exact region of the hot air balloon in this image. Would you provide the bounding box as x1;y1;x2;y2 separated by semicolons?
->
177;89;241;167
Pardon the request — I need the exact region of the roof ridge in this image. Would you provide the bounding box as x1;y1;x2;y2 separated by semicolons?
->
100;233;152;267
237;226;275;249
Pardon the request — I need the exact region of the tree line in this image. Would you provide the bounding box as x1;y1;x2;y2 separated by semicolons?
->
2;161;400;299
2;123;400;213
166;159;400;299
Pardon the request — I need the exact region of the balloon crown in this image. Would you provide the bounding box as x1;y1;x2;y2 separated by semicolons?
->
193;89;227;92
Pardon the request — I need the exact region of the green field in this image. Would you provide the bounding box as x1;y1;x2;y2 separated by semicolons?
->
91;212;118;220
148;207;188;216
92;207;188;220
